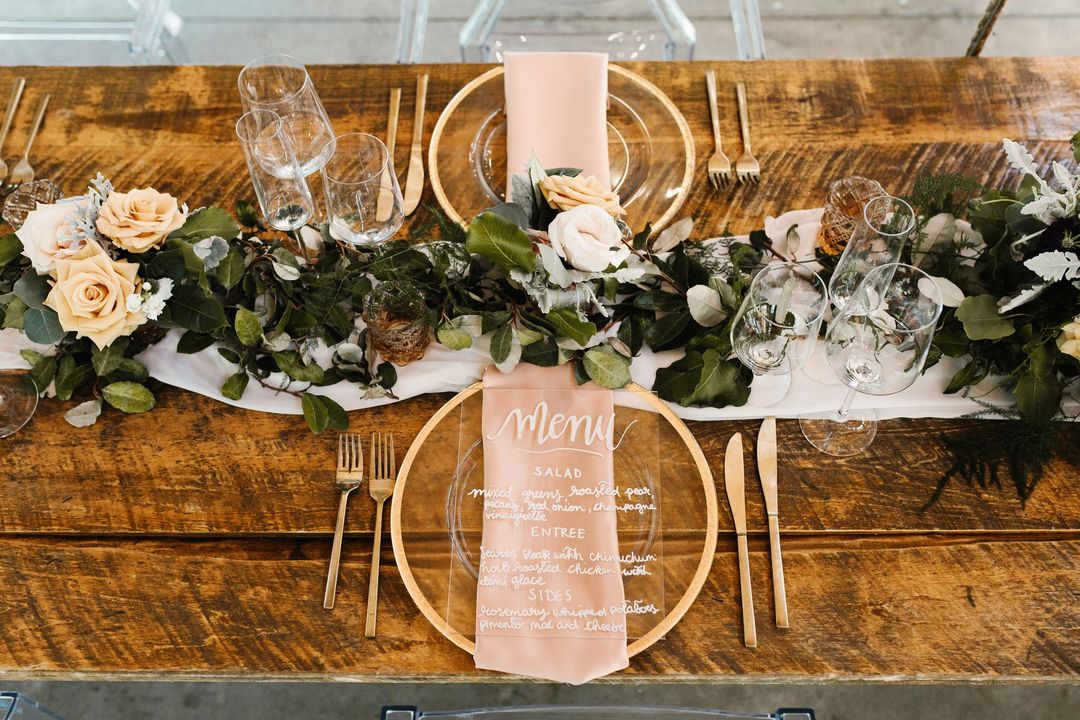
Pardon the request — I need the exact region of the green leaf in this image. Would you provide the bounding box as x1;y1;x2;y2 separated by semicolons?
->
221;371;250;401
322;395;349;431
377;362;397;388
234;306;263;347
20;349;44;367
489;323;514;364
943;358;988;395
654;352;705;404
583;348;631;389
465;211;536;273
91;337;129;376
54;356;94;401
14;271;49;309
102;381;156;413
146;249;185;281
2;295;27;329
214;245;246;290
23;306;67;344
274;351;325;383
0;233;21;266
161;285;227;332
1073;131;1080;164
955;294;1015;341
684;350;751;407
932;323;970;358
520;337;560;367
176;330;216;354
1015;366;1060;425
108;358;148;383
545;307;596;348
234;199;261;227
437;323;473;350
28;355;57;394
301;392;329;434
169;207;240;243
645;310;693;351
486;202;530;229
64;399;102;428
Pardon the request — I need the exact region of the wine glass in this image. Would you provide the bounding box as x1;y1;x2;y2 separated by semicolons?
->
237;54;335;175
828;194;915;310
731;263;829;406
235;109;314;232
800;263;944;457
0;370;38;438
322;133;403;247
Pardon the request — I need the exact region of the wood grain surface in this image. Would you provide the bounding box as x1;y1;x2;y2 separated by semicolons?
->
1;58;1079;683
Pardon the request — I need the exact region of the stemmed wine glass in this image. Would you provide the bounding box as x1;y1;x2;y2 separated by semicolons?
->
238;54;336;176
828;194;916;310
235;109;314;232
730;263;829;406
799;263;944;456
322;133;404;247
0;370;38;438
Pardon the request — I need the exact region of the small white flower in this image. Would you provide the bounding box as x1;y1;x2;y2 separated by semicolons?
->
126;293;143;313
142;282;151;291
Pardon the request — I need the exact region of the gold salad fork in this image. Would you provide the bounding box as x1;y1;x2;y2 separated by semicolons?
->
8;93;49;186
324;433;363;610
705;70;733;190
735;83;761;185
365;431;396;638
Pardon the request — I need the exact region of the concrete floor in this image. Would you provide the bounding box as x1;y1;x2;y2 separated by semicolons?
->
2;1;1079;718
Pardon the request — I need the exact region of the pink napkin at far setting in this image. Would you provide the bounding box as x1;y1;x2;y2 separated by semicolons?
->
474;365;629;684
503;52;611;195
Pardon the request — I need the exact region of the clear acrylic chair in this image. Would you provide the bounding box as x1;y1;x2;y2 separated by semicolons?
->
729;0;766;59
0;693;64;720
383;707;815;720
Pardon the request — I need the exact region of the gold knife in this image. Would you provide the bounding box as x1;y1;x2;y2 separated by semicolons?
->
757;417;789;628
375;87;402;223
402;73;428;216
724;432;757;648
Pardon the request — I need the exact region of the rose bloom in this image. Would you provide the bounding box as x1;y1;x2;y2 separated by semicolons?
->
96;187;186;253
44;241;145;349
16;199;92;274
1058;316;1080;361
540;174;625;216
547;204;630;273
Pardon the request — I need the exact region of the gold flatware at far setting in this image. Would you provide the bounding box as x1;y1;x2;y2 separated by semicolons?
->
705;70;733;190
365;431;397;638
757;417;789;628
734;83;760;185
376;87;402;223
724;432;757;648
402;73;428;216
0;78;26;184
9;93;49;186
324;433;364;610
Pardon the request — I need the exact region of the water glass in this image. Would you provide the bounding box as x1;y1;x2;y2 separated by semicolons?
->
236;110;314;232
322;133;403;247
828;194;915;310
237;54;335;175
0;369;38;438
731;263;829;376
362;281;431;365
800;263;944;456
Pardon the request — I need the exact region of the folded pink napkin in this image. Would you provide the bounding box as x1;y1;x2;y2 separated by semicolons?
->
474;364;629;684
503;52;611;196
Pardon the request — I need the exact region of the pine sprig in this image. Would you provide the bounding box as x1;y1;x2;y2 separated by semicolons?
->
907;168;982;218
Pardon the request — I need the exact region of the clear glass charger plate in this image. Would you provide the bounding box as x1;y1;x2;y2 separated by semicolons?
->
428;66;695;234
389;382;717;657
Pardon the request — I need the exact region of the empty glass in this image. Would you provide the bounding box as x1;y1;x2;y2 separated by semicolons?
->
800;263;944;456
322;133;403;247
236;109;314;232
0;369;38;438
827;194;915;310
237;54;335;175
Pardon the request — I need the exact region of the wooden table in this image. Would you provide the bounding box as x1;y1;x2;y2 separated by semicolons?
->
1;58;1079;684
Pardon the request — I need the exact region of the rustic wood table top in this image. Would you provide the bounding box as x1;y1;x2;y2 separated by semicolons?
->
1;58;1079;684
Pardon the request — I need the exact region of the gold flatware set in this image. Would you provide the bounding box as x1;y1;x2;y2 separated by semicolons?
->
0;77;49;189
705;71;759;188
379;73;429;222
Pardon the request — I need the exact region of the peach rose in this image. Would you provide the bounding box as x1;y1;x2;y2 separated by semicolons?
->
1058;317;1080;361
16;199;91;274
540;174;625;216
96;187;186;253
44;242;144;349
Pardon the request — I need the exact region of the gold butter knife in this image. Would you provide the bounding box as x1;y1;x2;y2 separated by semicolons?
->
402;73;428;216
725;432;757;648
757;417;789;628
375;87;402;223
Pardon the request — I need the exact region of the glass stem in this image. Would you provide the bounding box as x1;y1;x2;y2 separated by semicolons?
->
837;387;858;418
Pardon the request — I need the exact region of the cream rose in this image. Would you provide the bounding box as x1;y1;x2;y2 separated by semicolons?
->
16;200;92;274
1058;316;1080;361
540;174;625;216
44;241;145;349
547;204;630;273
96;187;186;253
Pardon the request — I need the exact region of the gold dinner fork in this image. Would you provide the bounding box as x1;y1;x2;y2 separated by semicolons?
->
324;433;363;610
705;70;733;190
365;431;396;638
734;83;761;185
8;93;49;186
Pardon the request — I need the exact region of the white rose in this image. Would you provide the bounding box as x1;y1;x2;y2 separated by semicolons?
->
546;204;629;273
16;200;91;274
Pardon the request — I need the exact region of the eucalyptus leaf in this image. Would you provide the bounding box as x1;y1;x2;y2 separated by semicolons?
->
0;233;22;266
55;356;94;401
583;347;631;389
161;285;227;332
272;261;301;281
91;338;129;376
220;371;249;401
234;306;263;347
545;307;596;348
274;351;324;383
1;296;26;329
176;330;216;354
169;207;240;242
301;392;329;434
64;399;102;428
465;211;536;273
489;323;514;364
14;271;49;309
214;245;246;289
686;284;726;327
23;307;67;344
102;381;156;413
956;294;1015;340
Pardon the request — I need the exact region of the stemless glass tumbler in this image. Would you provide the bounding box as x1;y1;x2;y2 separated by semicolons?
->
828;194;916;310
235;109;314;232
800;263;944;457
322;133;403;247
238;54;335;175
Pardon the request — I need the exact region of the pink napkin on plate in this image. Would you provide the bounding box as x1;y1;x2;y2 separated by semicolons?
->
474;364;629;684
503;52;611;196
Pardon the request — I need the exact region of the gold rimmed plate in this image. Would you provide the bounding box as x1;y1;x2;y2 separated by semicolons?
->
428;66;695;234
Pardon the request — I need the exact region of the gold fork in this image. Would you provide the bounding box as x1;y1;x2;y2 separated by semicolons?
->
705;70;733;190
8;93;49;186
734;83;761;185
365;431;396;637
324;433;363;610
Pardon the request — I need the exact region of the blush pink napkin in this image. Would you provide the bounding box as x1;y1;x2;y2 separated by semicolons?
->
474;365;628;684
503;52;611;196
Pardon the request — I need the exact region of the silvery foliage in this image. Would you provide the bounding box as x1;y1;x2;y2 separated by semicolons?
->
192;235;229;269
1003;138;1079;226
60;173;113;250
